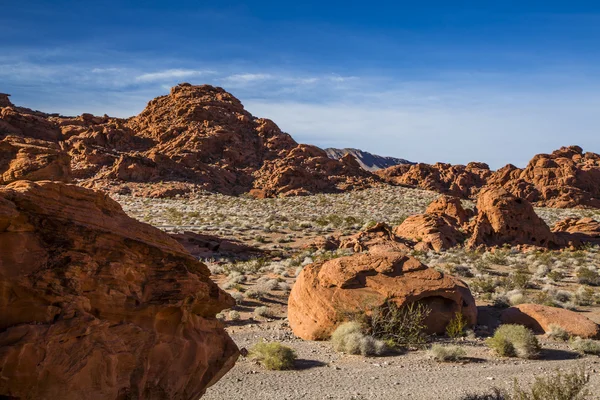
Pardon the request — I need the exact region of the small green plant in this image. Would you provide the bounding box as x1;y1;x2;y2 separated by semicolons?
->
570;337;600;355
370;301;431;349
463;367;591;400
330;322;386;356
576;267;600;286
511;367;590;400
446;311;468;339
254;306;275;318
228;310;241;321
486;325;540;359
546;324;569;341
429;344;467;362
249;342;297;370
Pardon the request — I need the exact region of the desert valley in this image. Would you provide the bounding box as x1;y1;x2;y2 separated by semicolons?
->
1;83;600;399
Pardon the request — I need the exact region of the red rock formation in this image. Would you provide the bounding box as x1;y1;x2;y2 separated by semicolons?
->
488;146;600;208
552;217;600;246
288;250;476;340
0;136;71;184
1;85;378;197
425;195;473;226
339;222;410;253
376;162;491;198
0;180;238;399
466;187;560;249
394;196;471;252
501;304;600;339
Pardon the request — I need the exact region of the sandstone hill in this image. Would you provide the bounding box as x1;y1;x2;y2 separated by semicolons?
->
0;84;378;198
377;146;600;208
325;147;413;171
0;180;238;399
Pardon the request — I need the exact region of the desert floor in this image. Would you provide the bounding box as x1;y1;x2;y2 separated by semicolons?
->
117;186;600;400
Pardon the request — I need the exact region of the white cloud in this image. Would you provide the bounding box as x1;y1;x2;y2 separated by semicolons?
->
135;69;212;82
221;73;273;84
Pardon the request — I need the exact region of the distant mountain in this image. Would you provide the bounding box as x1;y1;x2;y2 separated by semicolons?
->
325;148;414;172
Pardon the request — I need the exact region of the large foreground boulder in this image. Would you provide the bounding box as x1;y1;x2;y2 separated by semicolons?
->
0;180;238;399
501;304;600;339
288;250;476;340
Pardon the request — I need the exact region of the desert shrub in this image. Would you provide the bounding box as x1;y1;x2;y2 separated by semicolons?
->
446;311;468;339
512;367;590;400
576;267;600;286
370;301;430;349
461;388;507;400
330;322;386;356
229;291;244;304
574;287;595;306
429;344;466;362
471;276;500;294
547;270;565;282
486;250;510;266
228;310;241;321
254;306;275;318
570;337;600;355
448;264;474;278
245;287;268;300
249;342;297;370
546;324;569;341
486;325;540;359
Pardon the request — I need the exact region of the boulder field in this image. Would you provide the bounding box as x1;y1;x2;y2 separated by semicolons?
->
377;146;600;209
0;180;238;399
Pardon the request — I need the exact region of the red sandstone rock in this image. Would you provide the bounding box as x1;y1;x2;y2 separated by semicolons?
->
425;195;473;226
288;250;476;340
466;187;560;249
0;136;71;184
0;180;238;399
376;162;491;198
501;304;600;339
2;84;377;197
339;222;410;253
552;217;600;246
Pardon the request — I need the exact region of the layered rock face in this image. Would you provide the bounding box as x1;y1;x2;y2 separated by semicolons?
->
288;249;477;340
1;84;378;197
377;146;600;209
552;217;600;246
0;180;238;399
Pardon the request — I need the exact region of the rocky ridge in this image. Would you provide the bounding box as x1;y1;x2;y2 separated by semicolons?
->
325;147;413;171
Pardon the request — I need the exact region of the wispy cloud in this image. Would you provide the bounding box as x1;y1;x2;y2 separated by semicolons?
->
135;69;213;82
221;73;274;84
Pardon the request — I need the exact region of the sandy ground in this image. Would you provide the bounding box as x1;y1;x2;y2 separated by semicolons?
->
203;319;600;400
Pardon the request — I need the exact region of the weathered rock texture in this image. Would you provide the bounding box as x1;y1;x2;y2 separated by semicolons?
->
339;222;410;253
394;195;470;252
466;187;560;249
0;180;238;399
377;146;600;209
325;147;413;171
552;217;600;246
501;304;600;339
376;162;492;198
1;85;378;197
288;250;476;340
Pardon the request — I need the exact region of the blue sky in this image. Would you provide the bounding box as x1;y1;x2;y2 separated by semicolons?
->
2;1;600;168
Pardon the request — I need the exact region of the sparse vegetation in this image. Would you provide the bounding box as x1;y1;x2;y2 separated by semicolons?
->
486;325;540;359
570;337;600;355
248;342;297;370
429;344;467;362
370;301;431;349
446;311;468;339
330;322;387;357
546;324;569;341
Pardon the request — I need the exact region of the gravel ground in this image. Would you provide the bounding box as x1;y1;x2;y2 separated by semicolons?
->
203;321;600;400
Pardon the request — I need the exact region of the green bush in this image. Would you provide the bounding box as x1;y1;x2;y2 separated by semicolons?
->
512;367;590;400
249;342;297;370
330;322;386;357
576;267;600;286
546;324;569;341
570;337;600;355
462;368;591;400
486;325;540;359
370;301;431;349
429;344;467;362
446;311;468;339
